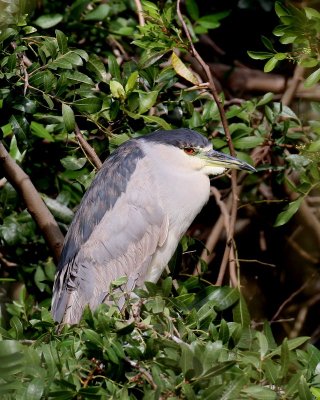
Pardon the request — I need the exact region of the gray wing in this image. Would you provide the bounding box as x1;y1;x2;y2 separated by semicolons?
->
51;154;169;324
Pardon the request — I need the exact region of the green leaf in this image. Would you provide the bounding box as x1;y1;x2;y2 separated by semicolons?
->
65;71;93;85
186;0;199;20
264;57;279;72
56;29;68;54
263;359;279;384
111;276;128;287
62;104;75;133
24;377;44;400
9;135;25;162
34;266;46;292
108;54;121;81
139;49;169;69
274;197;303;227
280;338;290;379
298;375;313;400
83;329;103;346
10;115;28;142
311;387;320;398
275;2;288;18
87;54;108;82
84;4;110;20
308;140;320;152
0;340;24;377
261;35;275;51
73;97;102;113
233;294;250;327
218;319;230;343
125;71;139;93
274;52;287;60
180;343;194;375
48;51;83;70
220;375;248;400
61;156;87;171
247;51;273;60
257;92;274;106
43;197;74;223
304;68;320;88
171;52;199;85
30;121;54;142
137;90;158;114
233;136;264;149
267;336;309;358
241;385;277;400
141;0;160;19
110;80;126;99
140;115;171;130
256;331;269;358
304;7;320;20
196;361;235;382
34;14;63;29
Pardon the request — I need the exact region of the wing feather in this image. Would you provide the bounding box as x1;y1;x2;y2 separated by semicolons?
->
52;156;169;324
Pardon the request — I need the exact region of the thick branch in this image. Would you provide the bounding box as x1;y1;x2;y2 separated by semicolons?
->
0;141;64;263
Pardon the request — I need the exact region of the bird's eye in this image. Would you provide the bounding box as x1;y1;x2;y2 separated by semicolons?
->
184;147;196;155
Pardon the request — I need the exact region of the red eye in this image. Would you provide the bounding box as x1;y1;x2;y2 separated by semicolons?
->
184;147;195;155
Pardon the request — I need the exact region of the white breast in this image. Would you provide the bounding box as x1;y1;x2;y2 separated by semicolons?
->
140;141;211;282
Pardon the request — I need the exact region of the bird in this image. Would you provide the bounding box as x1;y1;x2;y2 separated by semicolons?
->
51;128;255;324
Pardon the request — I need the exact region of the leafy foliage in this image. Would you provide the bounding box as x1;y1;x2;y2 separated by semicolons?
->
248;1;320;82
1;0;320;398
0;278;318;399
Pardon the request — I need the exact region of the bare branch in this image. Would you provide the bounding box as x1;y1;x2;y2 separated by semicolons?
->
134;0;145;26
271;279;310;322
281;65;305;106
0;141;64;263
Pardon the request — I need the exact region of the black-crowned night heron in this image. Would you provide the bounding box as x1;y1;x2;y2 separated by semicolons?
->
52;128;255;324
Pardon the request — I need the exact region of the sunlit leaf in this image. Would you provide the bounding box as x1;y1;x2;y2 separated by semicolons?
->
110;80;126;99
34;14;63;29
62;103;75;133
304;68;320;88
171;52;199;85
264;57;279;72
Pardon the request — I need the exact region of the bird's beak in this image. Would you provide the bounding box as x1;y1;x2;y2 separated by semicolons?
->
202;149;256;172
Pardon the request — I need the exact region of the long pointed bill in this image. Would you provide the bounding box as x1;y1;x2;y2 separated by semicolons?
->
203;149;256;172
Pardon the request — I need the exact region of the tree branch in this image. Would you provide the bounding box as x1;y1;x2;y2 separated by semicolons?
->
75;124;102;170
0;141;64;263
281;64;305;106
134;0;145;26
177;0;241;286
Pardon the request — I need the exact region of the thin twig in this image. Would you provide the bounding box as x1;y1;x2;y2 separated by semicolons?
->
229;246;238;288
271;280;310;322
74;124;103;170
125;357;157;390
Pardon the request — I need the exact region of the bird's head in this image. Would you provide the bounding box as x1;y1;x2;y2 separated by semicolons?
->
142;128;256;176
